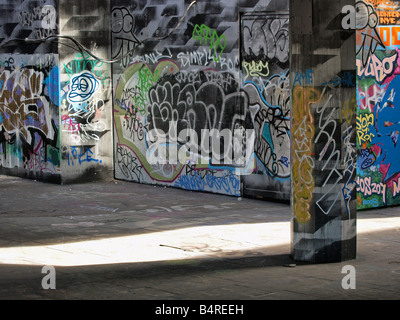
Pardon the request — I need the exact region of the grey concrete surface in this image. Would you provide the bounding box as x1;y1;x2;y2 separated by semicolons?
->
0;175;399;300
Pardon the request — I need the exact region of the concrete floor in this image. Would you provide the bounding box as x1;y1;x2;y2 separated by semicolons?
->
0;175;399;301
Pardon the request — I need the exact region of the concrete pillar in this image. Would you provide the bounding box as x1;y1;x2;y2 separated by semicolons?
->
290;0;357;262
0;0;113;184
58;0;114;184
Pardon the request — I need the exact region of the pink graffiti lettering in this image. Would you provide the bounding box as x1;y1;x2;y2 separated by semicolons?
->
357;53;398;84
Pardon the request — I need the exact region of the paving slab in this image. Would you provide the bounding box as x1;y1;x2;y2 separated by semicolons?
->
0;175;399;301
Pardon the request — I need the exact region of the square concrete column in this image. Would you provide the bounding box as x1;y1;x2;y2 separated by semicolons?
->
0;0;113;184
290;0;357;262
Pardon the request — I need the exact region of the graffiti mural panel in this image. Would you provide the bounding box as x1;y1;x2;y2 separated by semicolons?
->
241;13;291;200
112;0;289;197
0;54;61;181
356;0;400;209
0;0;60;181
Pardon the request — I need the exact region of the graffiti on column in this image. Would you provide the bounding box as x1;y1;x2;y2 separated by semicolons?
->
291;77;357;223
61;53;110;146
291;86;319;223
57;0;114;180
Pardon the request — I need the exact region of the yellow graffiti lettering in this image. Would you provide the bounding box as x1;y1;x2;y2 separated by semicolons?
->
356;113;375;145
292;86;322;224
242;60;269;79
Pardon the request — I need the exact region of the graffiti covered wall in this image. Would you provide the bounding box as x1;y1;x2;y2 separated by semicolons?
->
356;0;400;209
0;0;61;182
241;12;291;200
111;0;290;197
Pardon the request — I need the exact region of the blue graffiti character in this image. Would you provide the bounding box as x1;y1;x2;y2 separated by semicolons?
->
369;76;400;182
67;71;100;104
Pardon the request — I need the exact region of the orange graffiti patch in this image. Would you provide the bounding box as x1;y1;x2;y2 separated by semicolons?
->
366;0;397;10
